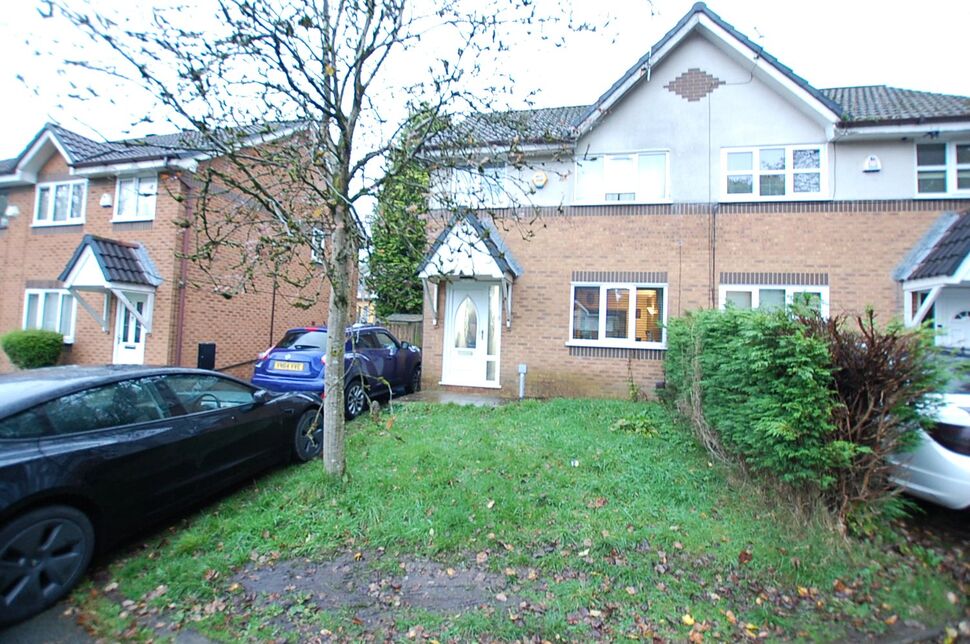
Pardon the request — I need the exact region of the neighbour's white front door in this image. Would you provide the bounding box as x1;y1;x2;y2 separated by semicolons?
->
113;292;149;365
442;281;501;388
935;287;970;349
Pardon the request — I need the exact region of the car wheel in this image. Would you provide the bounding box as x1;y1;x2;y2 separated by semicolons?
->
345;380;367;420
406;365;422;394
293;409;323;462
0;505;94;627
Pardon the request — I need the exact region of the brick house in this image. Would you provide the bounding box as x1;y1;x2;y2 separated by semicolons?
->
0;124;330;377
419;2;970;399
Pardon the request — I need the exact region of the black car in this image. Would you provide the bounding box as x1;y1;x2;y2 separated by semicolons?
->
0;365;323;626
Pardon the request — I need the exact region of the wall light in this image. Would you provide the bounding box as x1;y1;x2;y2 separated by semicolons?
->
4;204;19;217
99;193;113;208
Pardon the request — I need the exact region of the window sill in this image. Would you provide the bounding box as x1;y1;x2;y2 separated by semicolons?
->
914;193;970;199
111;216;156;224
31;220;85;228
566;340;666;350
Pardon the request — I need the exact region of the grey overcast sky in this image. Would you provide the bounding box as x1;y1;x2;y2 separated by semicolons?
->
0;0;967;160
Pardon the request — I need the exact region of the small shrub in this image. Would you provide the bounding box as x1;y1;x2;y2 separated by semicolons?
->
610;412;659;438
1;329;64;369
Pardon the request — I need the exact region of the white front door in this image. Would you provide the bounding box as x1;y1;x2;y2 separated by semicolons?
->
935;287;970;349
113;292;149;365
442;281;501;388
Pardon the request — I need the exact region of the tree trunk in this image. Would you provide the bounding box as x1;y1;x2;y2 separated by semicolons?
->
322;205;353;476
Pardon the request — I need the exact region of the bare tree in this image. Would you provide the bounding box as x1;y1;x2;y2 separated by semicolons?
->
43;0;583;475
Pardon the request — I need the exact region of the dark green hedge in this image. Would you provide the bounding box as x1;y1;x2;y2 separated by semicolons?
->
1;329;64;369
664;307;941;529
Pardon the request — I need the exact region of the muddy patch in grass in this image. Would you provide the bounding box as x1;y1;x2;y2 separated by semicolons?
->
229;549;522;637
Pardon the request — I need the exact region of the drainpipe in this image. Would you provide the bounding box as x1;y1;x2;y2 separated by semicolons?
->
518;363;527;399
173;177;194;367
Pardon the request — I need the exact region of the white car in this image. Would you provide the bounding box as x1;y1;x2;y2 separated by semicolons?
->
889;356;970;510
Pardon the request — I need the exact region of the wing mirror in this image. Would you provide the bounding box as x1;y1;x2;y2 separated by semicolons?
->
253;389;274;406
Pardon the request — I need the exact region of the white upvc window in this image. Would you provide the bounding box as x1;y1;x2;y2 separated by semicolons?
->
310;228;326;264
114;174;158;221
718;284;830;317
451;165;507;208
916;143;970;196
574;151;669;204
721;145;827;201
33;180;86;226
23;289;77;343
567;282;667;349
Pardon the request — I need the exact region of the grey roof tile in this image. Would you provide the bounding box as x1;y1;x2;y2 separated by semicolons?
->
0;158;16;174
429;105;588;148
908;211;970;281
822;86;970;124
58;234;163;286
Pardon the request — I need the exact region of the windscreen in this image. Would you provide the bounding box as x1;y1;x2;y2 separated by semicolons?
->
275;330;328;350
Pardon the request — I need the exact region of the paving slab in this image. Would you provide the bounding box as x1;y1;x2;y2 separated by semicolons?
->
397;389;509;406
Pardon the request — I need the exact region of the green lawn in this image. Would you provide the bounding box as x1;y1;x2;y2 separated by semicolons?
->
78;399;963;641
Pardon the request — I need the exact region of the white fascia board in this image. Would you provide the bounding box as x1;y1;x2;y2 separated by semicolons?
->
427;142;572;160
14;132;74;178
0;171;37;187
837;122;970;140
71;158;172;177
575;16;700;135
903;275;961;291
953;252;970;283
696;18;839;126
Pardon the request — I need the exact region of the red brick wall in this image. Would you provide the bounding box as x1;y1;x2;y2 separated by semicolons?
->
0;150;333;378
422;202;959;399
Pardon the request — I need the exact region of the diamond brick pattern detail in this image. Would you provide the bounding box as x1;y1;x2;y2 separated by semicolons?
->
664;68;725;102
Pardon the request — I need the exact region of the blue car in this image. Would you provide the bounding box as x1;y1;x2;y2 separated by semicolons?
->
252;325;422;419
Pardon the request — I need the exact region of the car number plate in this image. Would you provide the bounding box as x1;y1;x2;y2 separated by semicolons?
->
272;360;305;372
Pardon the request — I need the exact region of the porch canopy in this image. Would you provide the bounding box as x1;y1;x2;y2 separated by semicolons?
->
895;210;970;327
57;234;163;332
417;212;524;327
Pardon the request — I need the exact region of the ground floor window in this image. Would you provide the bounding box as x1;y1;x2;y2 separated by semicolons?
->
719;284;829;317
569;282;666;348
23;289;76;343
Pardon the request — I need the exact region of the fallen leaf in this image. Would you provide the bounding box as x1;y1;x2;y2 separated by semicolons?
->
725;610;737;625
504;567;517;577
885;615;898;626
738;550;753;565
578;549;590;557
527;569;538;580
587;497;608;509
228;583;242;593
682;613;695;626
625;586;637;595
946;592;958;605
590;609;603;618
797;586;809;598
495;592;508;602
103;582;119;593
354;552;363;561
673;541;684;550
476;551;488;564
833;579;847;593
446;567;456;577
487;499;496;509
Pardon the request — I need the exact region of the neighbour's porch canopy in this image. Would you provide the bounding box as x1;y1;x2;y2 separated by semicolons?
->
58;234;163;332
417;212;524;327
895;210;970;326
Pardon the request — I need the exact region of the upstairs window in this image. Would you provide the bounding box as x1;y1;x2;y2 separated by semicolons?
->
34;180;86;226
114;175;158;221
721;145;826;201
916;143;970;196
310;228;326;264
574;151;669;204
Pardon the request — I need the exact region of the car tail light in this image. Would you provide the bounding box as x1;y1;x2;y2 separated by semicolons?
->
929;422;970;456
258;348;273;361
320;355;327;365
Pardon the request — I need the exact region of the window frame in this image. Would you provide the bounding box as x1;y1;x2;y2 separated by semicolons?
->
720;145;828;202
32;179;87;227
22;288;77;344
113;174;159;222
718;284;830;317
573;150;671;205
915;142;970;197
566;281;668;349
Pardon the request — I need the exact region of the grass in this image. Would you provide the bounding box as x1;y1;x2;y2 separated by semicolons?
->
76;399;963;641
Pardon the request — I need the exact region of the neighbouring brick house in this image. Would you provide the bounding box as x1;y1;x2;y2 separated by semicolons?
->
0;124;330;377
418;2;970;399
